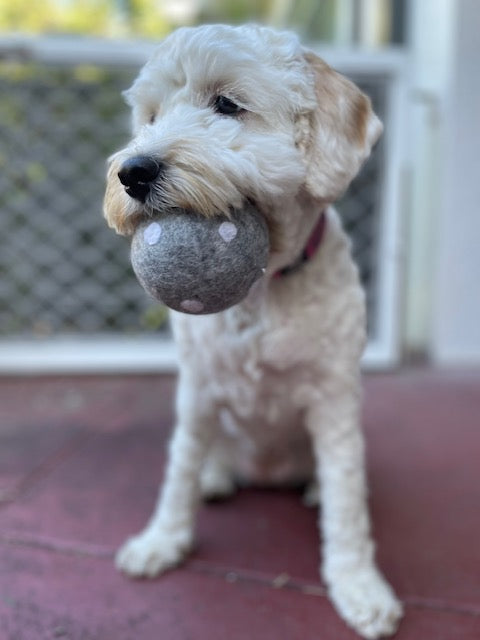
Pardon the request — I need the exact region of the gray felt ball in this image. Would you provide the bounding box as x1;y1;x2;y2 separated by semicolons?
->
130;203;269;315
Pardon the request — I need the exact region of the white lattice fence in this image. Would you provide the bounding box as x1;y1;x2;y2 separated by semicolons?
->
0;62;159;335
0;38;406;371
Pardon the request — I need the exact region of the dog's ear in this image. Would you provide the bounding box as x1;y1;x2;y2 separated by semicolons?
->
299;51;382;203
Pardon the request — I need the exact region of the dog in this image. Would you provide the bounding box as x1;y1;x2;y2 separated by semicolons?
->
103;24;403;639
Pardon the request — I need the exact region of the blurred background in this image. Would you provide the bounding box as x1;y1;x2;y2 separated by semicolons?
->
0;0;478;374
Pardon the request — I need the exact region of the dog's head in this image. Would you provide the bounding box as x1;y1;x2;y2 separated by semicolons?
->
104;24;382;241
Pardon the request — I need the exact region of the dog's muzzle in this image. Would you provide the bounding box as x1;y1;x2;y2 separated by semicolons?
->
118;156;161;202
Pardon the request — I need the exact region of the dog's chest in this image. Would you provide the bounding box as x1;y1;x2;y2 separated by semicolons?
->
173;300;319;482
209;327;312;481
181;310;312;429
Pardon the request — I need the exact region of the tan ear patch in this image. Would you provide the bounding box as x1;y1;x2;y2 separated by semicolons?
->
349;92;371;148
301;51;382;202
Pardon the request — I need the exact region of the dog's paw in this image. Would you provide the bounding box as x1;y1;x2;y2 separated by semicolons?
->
115;527;192;578
327;566;403;639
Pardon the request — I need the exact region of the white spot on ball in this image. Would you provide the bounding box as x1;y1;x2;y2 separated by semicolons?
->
144;222;162;245
218;222;238;243
181;299;205;314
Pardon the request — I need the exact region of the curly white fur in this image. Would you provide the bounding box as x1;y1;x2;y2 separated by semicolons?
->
104;24;402;639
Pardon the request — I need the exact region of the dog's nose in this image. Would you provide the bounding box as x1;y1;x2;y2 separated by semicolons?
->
118;156;161;202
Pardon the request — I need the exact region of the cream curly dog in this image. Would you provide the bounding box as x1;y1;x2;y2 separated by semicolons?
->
104;24;403;638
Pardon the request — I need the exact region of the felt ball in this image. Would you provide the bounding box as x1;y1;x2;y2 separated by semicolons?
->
130;203;269;315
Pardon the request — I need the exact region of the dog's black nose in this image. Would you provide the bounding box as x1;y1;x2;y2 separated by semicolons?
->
118;156;161;202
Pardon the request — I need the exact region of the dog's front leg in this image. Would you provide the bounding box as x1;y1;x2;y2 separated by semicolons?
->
306;371;402;639
116;370;215;578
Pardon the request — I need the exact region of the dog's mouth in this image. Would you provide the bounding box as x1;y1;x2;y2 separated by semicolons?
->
115;154;282;253
129;200;270;315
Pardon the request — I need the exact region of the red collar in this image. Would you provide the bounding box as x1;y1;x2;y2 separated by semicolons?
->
274;210;327;278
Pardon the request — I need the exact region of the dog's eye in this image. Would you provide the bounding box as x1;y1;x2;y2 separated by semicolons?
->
149;112;156;124
214;95;243;116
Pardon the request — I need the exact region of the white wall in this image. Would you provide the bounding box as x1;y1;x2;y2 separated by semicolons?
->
431;0;480;364
406;0;480;365
405;0;455;356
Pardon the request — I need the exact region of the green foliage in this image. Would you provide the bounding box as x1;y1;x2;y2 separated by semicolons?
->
0;0;112;35
0;0;170;37
141;304;170;331
199;0;274;24
0;0;284;37
0;0;57;33
124;0;171;37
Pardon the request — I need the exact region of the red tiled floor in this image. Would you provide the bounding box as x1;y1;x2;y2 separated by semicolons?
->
0;369;479;639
